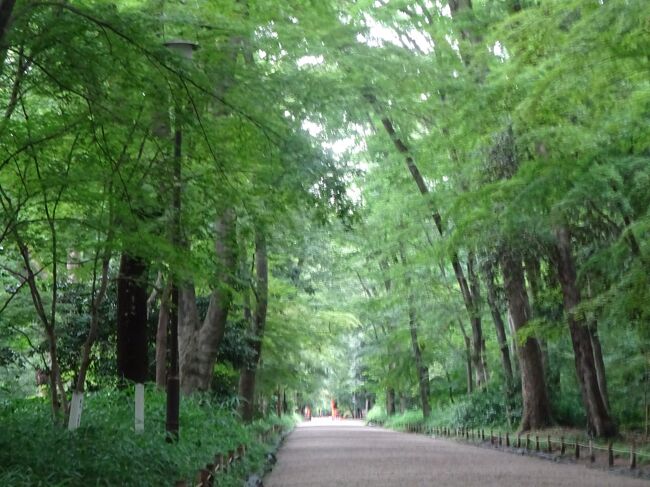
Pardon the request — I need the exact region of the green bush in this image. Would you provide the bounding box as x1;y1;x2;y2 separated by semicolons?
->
367;388;523;432
445;387;522;429
366;404;388;424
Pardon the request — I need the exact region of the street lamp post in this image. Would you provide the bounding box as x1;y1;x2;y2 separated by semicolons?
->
163;39;198;441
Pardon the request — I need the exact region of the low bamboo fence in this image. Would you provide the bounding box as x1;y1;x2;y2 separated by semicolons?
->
400;422;646;471
175;423;285;487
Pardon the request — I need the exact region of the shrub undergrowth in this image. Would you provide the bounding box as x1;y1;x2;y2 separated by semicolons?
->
366;388;523;432
0;386;297;486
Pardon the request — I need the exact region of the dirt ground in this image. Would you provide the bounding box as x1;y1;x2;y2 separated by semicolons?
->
264;418;648;486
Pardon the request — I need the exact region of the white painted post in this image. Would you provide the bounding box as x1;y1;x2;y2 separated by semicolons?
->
135;383;145;432
68;391;84;431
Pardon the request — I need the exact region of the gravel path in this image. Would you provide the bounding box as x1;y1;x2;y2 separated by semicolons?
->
264;418;648;486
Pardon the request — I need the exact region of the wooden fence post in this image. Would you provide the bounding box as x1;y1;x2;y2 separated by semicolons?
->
630;442;637;469
575;439;580;459
560;437;566;455
526;433;530;450
535;435;540;452
589;440;595;463
505;432;510;447
196;468;210;487
498;431;502;447
517;433;521;448
547;435;552;453
608;441;614;467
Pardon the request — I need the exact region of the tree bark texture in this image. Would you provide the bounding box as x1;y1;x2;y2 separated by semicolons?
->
387;387;396;415
484;258;514;389
117;253;149;383
238;368;256;421
0;0;16;71
501;250;551;431
408;298;431;418
155;285;170;388
179;209;237;393
238;230;268;421
400;243;431;418
553;226;616;437
74;250;111;393
468;252;488;386
590;322;610;412
16;238;66;419
465;335;473;394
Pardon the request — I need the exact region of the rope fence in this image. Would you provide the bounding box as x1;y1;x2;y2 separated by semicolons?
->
175;423;285;487
401;422;647;471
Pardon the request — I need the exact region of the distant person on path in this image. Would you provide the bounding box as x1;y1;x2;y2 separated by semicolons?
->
331;399;338;419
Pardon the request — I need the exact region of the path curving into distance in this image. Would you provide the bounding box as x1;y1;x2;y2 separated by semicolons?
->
264;418;647;486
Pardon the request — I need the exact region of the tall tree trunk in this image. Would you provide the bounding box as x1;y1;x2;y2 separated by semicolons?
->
589;322;610;412
553;226;616;437
276;386;282;417
16;238;66;420
468;252;488;386
524;256;558;391
585;276;610;412
465;335;474;394
238;229;268;422
484;258;514;389
386;388;396;415
155;285;170;388
68;247;111;430
117;254;149;383
501;249;551;431
408;301;431;418
400;243;431;418
179;209;237;393
0;0;15;41
0;0;16;74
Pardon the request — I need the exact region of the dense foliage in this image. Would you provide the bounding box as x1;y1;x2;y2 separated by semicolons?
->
1;0;649;482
